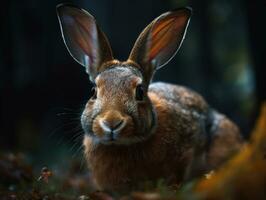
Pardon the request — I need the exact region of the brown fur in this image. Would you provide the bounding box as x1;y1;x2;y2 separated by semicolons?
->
83;86;194;191
57;5;244;193
83;80;243;192
207;115;243;168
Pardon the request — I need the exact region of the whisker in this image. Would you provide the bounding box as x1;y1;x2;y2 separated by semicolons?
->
71;141;84;159
69;133;83;152
68;131;84;150
47;117;81;139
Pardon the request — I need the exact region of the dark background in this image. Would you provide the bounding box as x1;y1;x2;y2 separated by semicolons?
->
1;0;265;165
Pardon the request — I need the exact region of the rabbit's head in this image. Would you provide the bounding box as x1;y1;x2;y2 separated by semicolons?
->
57;4;191;145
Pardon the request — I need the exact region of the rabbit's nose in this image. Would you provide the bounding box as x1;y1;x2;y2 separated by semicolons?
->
99;119;125;133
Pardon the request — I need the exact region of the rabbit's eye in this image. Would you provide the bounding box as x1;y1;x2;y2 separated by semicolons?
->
91;87;97;100
135;85;144;101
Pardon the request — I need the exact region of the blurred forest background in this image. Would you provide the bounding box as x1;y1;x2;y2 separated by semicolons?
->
0;0;265;167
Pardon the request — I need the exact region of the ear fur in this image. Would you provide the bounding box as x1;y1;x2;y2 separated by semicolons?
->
56;4;113;81
128;7;192;82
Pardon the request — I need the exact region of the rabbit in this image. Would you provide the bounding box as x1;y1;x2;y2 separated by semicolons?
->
56;4;243;192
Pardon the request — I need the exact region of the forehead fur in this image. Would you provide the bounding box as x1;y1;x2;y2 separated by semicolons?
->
95;66;143;88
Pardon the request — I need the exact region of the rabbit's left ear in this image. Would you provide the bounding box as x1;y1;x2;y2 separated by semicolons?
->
129;7;192;82
56;4;113;81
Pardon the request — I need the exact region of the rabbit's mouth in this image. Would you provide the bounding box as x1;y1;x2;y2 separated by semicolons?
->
101;132;119;144
99;134;151;145
99;121;126;143
89;114;151;145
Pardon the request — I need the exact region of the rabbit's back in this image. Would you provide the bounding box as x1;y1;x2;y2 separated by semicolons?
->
149;82;209;114
148;82;210;140
149;82;243;171
148;82;209;157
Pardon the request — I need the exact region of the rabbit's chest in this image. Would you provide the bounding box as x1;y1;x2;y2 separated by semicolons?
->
84;135;193;191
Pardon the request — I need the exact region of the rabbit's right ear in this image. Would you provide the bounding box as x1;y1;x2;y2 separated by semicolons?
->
56;4;113;81
128;8;192;82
